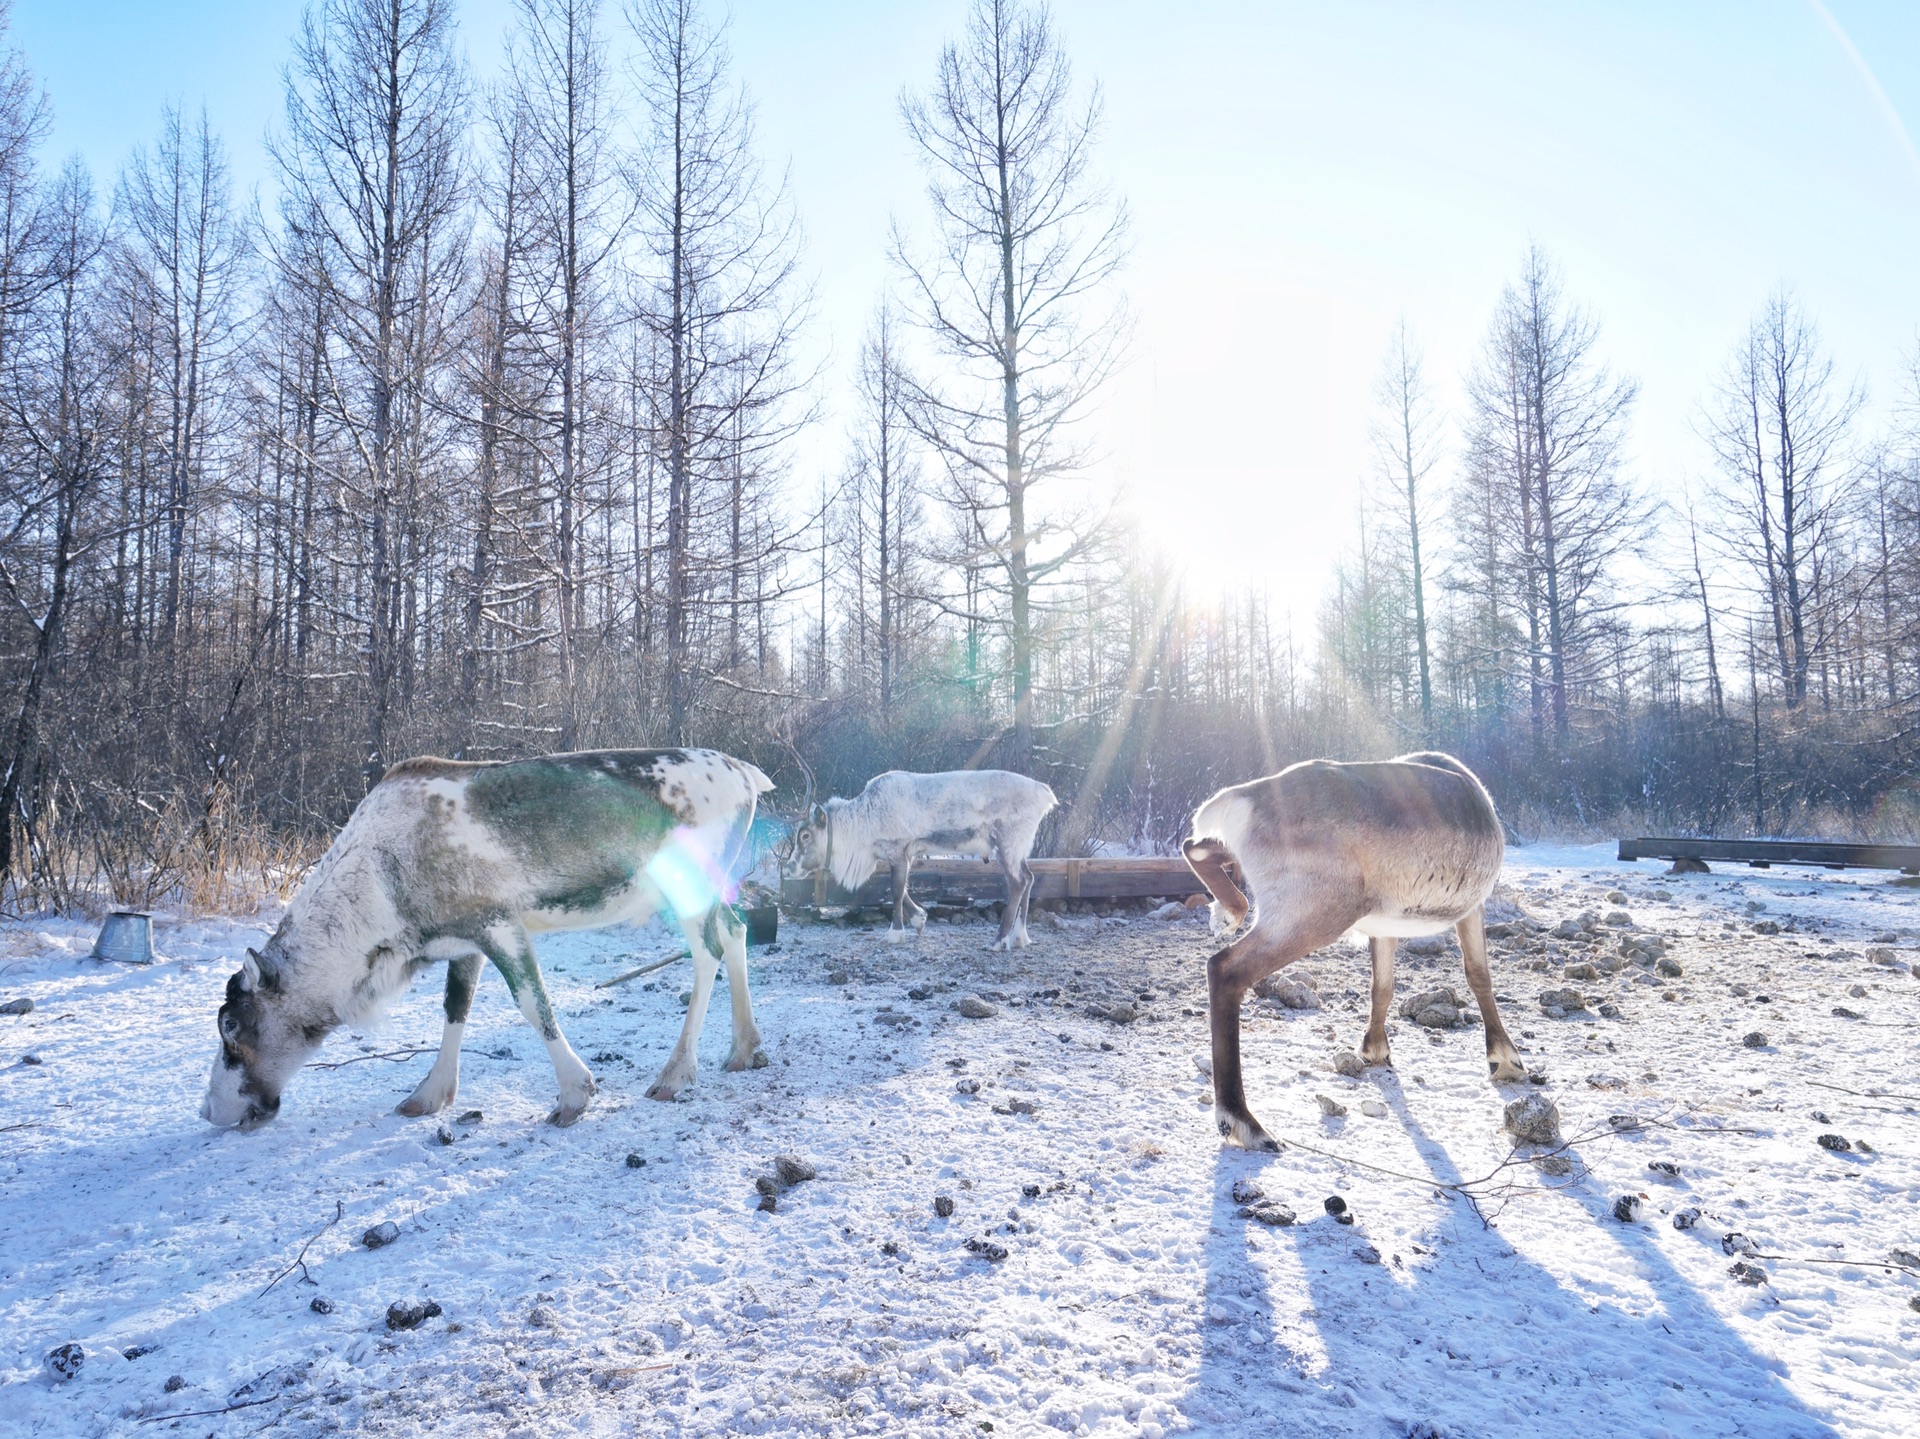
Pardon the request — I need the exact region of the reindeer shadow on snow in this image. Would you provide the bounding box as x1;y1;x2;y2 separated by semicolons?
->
1188;1080;1843;1439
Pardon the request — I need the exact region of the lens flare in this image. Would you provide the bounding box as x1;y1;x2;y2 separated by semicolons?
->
645;829;734;917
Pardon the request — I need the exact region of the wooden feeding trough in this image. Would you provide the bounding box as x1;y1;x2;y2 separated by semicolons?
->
1617;836;1920;875
91;910;156;964
778;855;1223;910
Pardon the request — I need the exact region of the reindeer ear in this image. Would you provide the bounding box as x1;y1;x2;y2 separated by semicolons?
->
809;803;825;825
241;949;262;991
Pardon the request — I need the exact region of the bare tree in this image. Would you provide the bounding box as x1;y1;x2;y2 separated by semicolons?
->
505;0;628;743
271;0;469;784
1681;491;1727;720
1369;319;1441;735
1464;244;1640;746
844;301;920;720
117;103;247;657
0;160;106;888
627;0;808;742
1701;290;1860;709
0;0;46;379
893;0;1127;769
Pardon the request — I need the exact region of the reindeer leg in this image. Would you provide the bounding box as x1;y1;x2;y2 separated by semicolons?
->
1458;905;1525;1082
886;855;918;943
991;846;1026;951
713;903;765;1072
1209;893;1357;1150
1361;936;1397;1066
905;863;929;941
649;906;724;1100
1013;858;1037;947
482;921;594;1127
397;952;481;1117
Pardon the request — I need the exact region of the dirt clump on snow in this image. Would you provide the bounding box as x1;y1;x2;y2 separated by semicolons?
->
1503;1093;1562;1146
387;1299;443;1331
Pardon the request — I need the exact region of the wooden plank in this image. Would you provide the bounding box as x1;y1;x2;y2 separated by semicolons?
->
1617;836;1920;875
779;855;1224;908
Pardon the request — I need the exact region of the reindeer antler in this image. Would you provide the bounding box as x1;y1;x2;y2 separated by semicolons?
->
767;714;816;867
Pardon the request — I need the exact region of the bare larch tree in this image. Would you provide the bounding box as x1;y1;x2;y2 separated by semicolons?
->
1702;289;1860;710
1464;244;1639;748
628;0;808;742
271;0;469;786
894;0;1127;770
1369;319;1442;735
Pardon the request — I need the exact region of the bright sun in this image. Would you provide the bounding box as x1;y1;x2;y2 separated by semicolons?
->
1121;467;1349;624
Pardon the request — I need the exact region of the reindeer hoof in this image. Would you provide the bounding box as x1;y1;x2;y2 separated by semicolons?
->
395;1080;455;1117
1216;1108;1280;1152
1489;1056;1527;1083
884;927;909;944
548;1101;589;1127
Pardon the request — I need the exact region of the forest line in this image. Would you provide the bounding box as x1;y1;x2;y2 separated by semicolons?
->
1;0;1916;913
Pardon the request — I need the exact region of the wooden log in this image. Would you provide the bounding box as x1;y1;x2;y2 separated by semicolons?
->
779;855;1227;908
1617;836;1920;875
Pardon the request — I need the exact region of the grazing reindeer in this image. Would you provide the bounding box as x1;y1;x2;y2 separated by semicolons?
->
1182;751;1524;1150
788;770;1057;950
202;748;773;1131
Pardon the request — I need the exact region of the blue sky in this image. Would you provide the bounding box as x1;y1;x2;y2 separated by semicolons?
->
13;0;1920;616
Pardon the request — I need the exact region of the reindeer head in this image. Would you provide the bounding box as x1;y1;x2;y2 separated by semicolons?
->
787;803;829;874
768;721;828;899
200;941;326;1129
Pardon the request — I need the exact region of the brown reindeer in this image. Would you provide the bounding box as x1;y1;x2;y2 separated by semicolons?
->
1182;751;1525;1150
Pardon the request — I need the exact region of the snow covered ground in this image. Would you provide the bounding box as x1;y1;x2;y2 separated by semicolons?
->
2;842;1917;1438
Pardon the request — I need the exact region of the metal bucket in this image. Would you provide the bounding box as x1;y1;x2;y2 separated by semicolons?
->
742;904;779;947
91;911;155;965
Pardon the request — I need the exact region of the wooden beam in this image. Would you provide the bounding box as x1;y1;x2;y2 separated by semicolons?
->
1617;836;1920;875
779;855;1226;908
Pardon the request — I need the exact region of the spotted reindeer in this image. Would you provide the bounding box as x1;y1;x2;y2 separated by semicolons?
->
1182;751;1526;1150
788;770;1058;950
202;748;774;1131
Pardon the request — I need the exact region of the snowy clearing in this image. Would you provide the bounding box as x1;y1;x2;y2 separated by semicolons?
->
2;843;1918;1438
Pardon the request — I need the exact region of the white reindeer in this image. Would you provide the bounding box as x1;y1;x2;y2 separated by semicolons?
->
202;748;774;1131
1181;751;1525;1150
788;770;1058;950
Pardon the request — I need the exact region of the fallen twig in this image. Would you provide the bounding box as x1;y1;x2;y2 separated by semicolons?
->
260;1199;345;1297
305;1046;434;1071
1809;1080;1920;1104
1275;1124;1603;1227
0;1121;40;1134
139;1393;287;1424
1273;1105;1745;1228
595;954;686;989
1749;1252;1920;1277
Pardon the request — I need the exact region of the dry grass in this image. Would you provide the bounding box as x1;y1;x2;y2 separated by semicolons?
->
3;792;320;920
